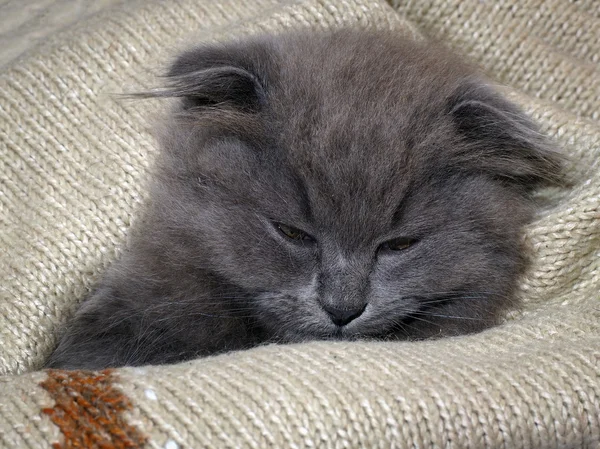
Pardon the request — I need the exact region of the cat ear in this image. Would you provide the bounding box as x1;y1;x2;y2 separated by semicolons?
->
448;80;564;189
146;43;269;112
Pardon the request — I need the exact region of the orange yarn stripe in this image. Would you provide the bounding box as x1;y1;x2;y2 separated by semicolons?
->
40;369;147;449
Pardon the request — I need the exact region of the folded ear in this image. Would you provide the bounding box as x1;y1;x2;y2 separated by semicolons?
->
146;41;271;112
448;80;564;189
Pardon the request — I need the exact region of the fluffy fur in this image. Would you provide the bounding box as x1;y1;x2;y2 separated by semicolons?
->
47;29;563;369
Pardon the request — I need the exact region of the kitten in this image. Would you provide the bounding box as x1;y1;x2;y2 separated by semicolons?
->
47;29;563;369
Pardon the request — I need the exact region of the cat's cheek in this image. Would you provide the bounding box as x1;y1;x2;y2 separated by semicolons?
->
370;250;428;292
359;285;420;336
253;291;335;340
198;217;317;291
373;232;496;295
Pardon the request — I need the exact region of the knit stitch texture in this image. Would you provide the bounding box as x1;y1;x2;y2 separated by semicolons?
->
1;0;599;448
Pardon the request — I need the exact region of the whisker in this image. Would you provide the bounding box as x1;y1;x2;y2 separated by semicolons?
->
410;310;485;321
403;314;437;327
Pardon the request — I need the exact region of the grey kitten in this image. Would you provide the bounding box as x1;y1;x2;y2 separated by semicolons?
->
47;29;563;369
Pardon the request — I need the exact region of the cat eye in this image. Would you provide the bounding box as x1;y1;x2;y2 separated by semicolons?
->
275;222;315;243
380;237;418;252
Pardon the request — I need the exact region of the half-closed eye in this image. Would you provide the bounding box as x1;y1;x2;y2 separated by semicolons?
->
379;237;418;252
273;222;315;243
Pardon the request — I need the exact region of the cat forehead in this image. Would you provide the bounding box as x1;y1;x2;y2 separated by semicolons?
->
262;40;474;232
267;32;467;165
269;31;468;115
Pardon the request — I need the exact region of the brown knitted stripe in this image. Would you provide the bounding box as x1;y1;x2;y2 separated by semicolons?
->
40;369;147;449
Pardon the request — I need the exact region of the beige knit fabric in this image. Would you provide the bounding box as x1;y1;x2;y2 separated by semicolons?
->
0;0;599;448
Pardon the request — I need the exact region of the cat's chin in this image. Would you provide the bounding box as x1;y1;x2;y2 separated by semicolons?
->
270;321;390;344
272;330;360;345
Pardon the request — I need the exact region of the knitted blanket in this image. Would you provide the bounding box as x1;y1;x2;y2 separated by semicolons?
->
1;0;598;447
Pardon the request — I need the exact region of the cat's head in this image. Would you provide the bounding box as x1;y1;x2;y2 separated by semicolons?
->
141;29;563;341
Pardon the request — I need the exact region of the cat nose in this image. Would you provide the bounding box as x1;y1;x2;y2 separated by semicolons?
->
323;304;366;326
